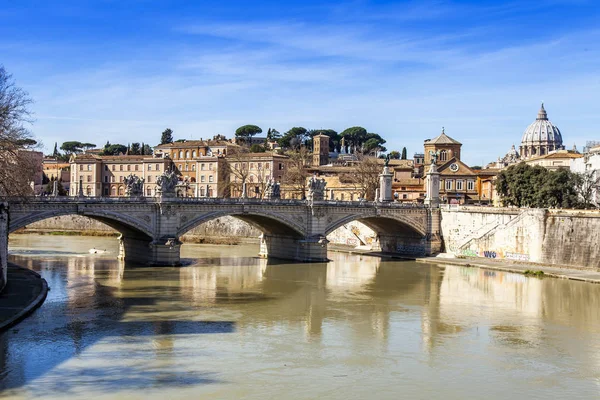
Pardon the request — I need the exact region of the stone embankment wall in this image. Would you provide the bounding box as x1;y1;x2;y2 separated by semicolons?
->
441;206;600;270
0;203;8;292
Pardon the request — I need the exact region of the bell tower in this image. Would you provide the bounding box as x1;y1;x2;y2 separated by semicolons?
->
312;134;330;166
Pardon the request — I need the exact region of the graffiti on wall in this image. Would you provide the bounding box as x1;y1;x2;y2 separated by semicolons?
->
459;248;530;262
504;252;530;262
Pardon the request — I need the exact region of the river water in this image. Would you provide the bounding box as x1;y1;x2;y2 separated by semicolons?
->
2;234;600;399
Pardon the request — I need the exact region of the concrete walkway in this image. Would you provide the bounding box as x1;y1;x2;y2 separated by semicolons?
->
417;256;600;284
0;263;48;332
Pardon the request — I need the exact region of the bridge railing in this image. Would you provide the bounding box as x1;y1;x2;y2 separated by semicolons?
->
6;196;427;209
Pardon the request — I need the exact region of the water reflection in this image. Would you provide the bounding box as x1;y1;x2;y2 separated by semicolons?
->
2;235;600;399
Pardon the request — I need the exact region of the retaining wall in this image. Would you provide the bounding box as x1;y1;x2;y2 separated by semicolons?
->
441;207;600;270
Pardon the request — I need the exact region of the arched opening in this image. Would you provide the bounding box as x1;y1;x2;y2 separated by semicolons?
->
8;209;156;264
177;211;307;261
325;215;427;257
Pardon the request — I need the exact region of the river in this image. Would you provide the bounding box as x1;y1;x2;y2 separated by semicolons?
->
1;234;600;399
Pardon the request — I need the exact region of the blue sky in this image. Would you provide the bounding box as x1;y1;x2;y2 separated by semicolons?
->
2;0;599;165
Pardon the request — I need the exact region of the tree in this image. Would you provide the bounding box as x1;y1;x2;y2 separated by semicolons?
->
340;126;367;150
250;144;266;153
81;142;96;151
388;151;401;159
161;128;174;145
130;142;141;155
278;127;308;150
60;141;84;154
53;142;59;157
496;163;582;208
266;128;281;141
281;147;312;199
574;170;600;208
101;143;128;156
401;147;407;160
340;152;381;200
235;125;262;145
142;143;153;156
0;65;37;197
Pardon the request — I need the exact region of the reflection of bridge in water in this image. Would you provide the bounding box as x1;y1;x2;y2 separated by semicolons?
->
8;197;441;265
5;249;600;393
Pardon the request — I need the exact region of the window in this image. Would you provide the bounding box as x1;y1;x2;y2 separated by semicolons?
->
279;163;284;170
467;180;475;191
147;188;152;196
135;165;138;171
185;164;188;171
112;165;115;171
104;165;108;171
87;164;91;171
179;151;183;158
445;179;453;190
112;187;116;196
403;194;407;199
148;164;152;171
111;176;115;183
127;165;131;171
456;180;464;190
200;188;205;196
201;163;205;171
209;176;213;182
104;188;109;196
201;176;205;183
185;151;190;159
86;186;91;195
87;175;91;182
250;163;254;169
120;165;123;171
192;150;196;158
192;164;196;171
265;163;270;170
79;165;83;171
440;150;448;162
178;164;182;171
119;186;124;196
119;176;123;183
209;163;213;170
147;175;152;183
156;164;160;171
104;176;108;183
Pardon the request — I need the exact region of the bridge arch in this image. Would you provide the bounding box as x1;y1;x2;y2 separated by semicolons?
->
324;213;427;237
177;210;306;238
324;212;430;256
9;209;154;239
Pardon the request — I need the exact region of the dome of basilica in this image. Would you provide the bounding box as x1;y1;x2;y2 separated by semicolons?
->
519;103;564;158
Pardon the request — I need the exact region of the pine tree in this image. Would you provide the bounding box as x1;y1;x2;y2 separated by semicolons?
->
53;142;59;157
161;128;174;144
401;147;407;160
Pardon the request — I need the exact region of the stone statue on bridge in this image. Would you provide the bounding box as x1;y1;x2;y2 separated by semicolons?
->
307;174;327;203
156;170;179;197
123;174;145;197
264;178;281;200
428;150;440;165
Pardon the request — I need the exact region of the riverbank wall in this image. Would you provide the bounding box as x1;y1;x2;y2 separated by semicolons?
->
0;203;8;292
440;207;600;270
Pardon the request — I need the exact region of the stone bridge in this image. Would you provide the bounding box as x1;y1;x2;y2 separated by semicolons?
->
7;197;441;265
